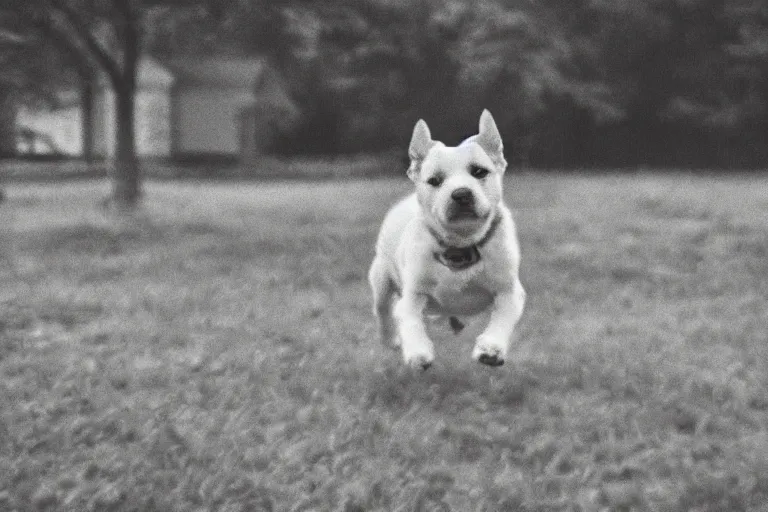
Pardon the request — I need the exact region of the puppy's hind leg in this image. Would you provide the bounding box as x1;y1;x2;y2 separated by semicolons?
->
449;316;465;335
368;257;399;348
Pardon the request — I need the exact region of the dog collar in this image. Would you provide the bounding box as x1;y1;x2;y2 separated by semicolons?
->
434;246;481;270
429;213;502;271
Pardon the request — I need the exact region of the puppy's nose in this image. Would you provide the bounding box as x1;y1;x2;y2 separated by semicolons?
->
451;187;474;204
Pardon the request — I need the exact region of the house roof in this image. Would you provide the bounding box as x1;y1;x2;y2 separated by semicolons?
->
96;56;174;88
137;56;175;88
97;55;269;90
159;56;267;89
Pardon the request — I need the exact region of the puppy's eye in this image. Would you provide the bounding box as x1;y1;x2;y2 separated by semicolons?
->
470;165;490;179
426;176;443;187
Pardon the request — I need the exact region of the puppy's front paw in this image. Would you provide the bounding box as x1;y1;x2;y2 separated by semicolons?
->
402;343;435;370
472;337;506;367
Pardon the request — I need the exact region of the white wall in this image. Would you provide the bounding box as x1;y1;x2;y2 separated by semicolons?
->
93;88;172;158
174;88;254;154
16;106;82;155
136;89;172;157
18;85;250;158
93;88;115;158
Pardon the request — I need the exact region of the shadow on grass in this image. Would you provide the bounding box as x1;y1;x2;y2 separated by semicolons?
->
19;223;166;256
361;360;530;413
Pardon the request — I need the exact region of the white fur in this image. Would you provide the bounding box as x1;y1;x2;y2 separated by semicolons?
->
368;110;526;369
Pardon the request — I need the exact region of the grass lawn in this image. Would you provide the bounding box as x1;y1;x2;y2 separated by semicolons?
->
2;172;768;511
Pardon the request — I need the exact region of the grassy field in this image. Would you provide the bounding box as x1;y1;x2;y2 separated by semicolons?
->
2;172;768;511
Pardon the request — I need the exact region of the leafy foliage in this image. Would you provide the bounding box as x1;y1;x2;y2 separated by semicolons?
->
3;0;768;167
268;0;768;166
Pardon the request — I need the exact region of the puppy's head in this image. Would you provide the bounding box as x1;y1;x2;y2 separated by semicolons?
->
407;110;507;238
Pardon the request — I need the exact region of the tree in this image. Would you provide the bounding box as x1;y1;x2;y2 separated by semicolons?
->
273;0;623;160
2;0;236;207
0;29;24;156
271;0;480;152
572;0;765;167
1;8;99;161
453;0;768;167
2;0;142;206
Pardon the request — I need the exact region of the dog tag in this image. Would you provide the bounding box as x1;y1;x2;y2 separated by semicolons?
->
435;246;481;271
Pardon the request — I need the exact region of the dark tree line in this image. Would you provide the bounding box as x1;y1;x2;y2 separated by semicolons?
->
261;0;768;169
1;0;768;208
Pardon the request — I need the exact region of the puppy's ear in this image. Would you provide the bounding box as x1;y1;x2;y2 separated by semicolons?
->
477;110;502;153
476;110;507;171
408;119;434;161
407;119;436;180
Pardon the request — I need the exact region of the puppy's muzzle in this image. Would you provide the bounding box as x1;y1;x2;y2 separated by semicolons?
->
451;187;474;206
447;187;480;221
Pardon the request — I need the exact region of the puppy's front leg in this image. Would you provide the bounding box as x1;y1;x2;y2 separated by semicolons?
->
393;292;435;370
472;279;526;367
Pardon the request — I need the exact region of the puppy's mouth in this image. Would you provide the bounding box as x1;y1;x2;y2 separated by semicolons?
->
446;205;485;223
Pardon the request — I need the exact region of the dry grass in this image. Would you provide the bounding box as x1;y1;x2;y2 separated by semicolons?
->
2;172;768;511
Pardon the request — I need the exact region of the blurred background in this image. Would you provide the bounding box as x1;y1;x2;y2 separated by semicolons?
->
2;0;767;183
5;3;768;509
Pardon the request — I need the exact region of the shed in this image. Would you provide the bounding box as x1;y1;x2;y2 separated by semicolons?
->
17;55;300;160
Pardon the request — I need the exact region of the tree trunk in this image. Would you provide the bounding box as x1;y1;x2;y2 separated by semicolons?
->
110;7;141;209
111;82;140;207
0;87;16;157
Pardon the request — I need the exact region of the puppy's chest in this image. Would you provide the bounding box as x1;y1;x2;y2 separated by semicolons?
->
426;269;495;316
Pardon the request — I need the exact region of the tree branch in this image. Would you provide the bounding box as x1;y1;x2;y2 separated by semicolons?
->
31;18;94;80
44;0;123;84
112;0;140;84
112;0;136;22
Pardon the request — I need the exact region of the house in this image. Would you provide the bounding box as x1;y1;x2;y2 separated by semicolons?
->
16;55;300;160
15;90;82;156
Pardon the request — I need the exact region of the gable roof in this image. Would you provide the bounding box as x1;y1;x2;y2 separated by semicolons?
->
137;56;175;88
159;56;267;89
96;56;174;89
96;55;269;91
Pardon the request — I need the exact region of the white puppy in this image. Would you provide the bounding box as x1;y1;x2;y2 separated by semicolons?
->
368;110;526;369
